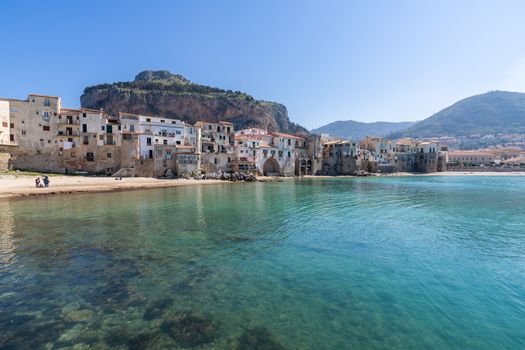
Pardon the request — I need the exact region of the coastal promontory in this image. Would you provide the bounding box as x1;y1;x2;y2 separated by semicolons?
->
80;70;306;133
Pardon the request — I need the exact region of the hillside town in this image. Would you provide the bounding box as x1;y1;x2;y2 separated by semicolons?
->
1;93;524;178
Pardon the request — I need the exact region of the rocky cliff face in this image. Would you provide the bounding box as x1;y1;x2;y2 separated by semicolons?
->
80;70;306;133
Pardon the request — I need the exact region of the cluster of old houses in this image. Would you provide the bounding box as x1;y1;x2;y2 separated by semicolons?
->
0;93;448;177
320;136;447;174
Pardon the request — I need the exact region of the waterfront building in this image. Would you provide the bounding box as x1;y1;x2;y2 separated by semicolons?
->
448;151;495;165
0;94;121;174
195;121;235;173
233;128;307;175
119;112;201;177
321;140;361;175
415;141;439;172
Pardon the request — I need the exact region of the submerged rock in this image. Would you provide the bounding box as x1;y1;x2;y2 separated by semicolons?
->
63;309;94;323
105;327;160;350
162;311;219;347
143;298;174;321
235;326;286;350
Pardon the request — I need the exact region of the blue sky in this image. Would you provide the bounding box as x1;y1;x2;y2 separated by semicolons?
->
1;0;525;129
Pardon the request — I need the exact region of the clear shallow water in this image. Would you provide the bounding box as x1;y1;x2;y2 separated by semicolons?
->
1;176;525;349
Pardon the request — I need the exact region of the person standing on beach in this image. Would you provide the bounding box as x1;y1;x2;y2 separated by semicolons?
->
35;177;41;188
43;176;49;188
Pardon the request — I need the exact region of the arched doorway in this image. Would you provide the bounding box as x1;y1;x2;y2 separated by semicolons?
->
263;157;280;176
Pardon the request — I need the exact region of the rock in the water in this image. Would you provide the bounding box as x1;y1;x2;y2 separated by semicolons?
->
235;326;286;350
63;309;94;323
162;311;219;347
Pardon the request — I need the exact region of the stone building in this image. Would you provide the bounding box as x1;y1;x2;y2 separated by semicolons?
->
195;121;235;173
0;94;121;173
415;142;438;173
321;140;361;175
233;128;307;176
119;112;201;177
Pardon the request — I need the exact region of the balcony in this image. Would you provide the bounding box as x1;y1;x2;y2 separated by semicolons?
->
57;131;80;137
57;119;80;126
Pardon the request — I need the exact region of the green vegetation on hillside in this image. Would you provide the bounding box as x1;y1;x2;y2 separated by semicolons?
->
83;79;257;103
390;91;525;138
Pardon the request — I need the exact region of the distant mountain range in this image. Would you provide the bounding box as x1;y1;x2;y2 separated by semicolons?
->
311;120;416;140
313;91;525;140
389;91;525;138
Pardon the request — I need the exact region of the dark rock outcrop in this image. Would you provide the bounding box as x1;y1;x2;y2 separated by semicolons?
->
81;70;307;133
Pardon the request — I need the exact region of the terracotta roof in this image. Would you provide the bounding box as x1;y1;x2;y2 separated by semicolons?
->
396;138;415;146
81;108;105;114
502;156;525;163
218;121;234;125
176;145;194;149
271;132;304;140
449;151;494;157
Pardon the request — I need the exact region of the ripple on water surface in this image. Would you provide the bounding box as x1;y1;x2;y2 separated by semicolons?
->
1;176;525;349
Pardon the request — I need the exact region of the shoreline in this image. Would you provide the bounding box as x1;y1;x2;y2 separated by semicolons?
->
1;171;524;200
0;175;232;200
304;171;525;178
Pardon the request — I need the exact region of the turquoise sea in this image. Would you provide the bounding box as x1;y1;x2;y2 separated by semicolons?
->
1;176;525;349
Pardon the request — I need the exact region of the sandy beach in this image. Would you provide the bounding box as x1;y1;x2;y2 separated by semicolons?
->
1;171;523;199
0;174;229;199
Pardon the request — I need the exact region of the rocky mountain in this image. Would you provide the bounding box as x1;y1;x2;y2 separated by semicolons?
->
389;91;525;138
81;70;306;133
311;120;416;140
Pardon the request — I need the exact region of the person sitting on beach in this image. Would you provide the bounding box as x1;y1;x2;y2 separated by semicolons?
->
35;177;41;188
43;176;49;188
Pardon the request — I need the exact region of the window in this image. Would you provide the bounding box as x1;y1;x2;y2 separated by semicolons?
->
227;157;231;163
10;123;14;128
107;153;112;158
161;120;165;123
176;140;181;145
86;152;94;161
146;118;151;122
42;125;50;131
82;124;87;133
176;130;181;135
10;134;14;141
21;130;26;136
129;124;135;132
1;122;7;127
214;158;218;164
147;137;152;146
101;125;105;131
83;113;87;118
163;139;168;145
83;135;89;145
44;99;50;107
288;151;291;157
42;111;50;121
